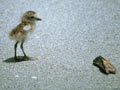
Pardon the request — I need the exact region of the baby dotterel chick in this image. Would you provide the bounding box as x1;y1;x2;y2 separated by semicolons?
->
9;11;42;61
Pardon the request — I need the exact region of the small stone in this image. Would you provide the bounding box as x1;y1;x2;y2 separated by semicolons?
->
33;57;39;60
114;85;118;89
15;75;19;78
29;57;39;60
31;76;37;79
93;56;116;74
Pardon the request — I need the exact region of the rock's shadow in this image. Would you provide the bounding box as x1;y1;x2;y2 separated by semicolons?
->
93;63;108;75
3;56;28;63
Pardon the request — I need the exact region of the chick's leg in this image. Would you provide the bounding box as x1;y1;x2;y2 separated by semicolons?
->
21;41;30;60
21;41;27;57
14;41;19;60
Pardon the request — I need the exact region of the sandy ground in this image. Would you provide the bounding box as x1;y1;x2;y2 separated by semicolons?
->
0;0;120;90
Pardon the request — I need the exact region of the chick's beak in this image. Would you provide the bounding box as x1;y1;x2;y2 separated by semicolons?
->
35;17;42;21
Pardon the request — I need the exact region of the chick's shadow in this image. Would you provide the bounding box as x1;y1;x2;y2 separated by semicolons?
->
3;56;27;63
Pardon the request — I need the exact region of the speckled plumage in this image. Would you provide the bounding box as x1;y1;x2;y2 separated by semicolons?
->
9;11;41;42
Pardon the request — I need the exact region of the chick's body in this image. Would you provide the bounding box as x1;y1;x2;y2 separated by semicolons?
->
9;22;33;42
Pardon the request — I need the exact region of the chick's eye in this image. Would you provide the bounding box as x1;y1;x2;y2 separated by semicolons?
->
31;16;34;18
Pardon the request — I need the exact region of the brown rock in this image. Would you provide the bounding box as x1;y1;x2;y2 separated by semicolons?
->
93;56;116;74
